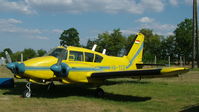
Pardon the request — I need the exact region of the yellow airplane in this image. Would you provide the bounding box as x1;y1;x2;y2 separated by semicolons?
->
5;33;189;98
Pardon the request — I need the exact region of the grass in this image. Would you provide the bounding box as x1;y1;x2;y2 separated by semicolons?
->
0;66;199;112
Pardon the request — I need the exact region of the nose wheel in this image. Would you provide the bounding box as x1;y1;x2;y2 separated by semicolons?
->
23;82;31;98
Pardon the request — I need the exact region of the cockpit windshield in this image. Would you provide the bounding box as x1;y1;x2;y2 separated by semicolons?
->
46;48;67;59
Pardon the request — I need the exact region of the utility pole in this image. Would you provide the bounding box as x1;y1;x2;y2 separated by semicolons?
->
196;0;199;68
192;0;198;68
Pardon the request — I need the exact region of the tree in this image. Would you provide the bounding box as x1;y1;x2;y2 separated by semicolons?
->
59;28;80;46
37;49;47;57
12;51;22;62
125;34;137;55
160;35;176;60
174;18;192;64
139;29;162;63
3;48;13;55
88;29;126;56
23;48;37;60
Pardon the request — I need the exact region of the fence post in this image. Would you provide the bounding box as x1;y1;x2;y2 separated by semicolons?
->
180;56;183;67
154;56;157;64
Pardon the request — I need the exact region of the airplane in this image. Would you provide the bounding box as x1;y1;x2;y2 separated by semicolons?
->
5;33;189;98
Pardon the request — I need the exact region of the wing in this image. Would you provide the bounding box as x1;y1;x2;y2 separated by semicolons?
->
89;67;189;79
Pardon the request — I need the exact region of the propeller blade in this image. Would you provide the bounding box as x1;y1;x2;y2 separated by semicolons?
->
5;51;12;63
56;50;66;65
21;53;23;63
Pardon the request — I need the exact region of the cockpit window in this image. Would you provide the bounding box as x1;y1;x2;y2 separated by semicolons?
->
94;54;103;63
47;48;67;59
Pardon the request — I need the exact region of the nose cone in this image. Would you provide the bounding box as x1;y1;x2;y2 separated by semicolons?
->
50;63;69;77
6;62;25;74
50;64;62;73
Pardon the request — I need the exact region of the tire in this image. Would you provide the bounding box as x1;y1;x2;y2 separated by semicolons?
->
96;88;104;97
23;89;31;98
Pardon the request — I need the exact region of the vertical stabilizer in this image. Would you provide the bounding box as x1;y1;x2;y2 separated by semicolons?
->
126;33;144;69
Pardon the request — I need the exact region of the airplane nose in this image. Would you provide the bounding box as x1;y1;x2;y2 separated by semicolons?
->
7;62;25;74
50;63;69;77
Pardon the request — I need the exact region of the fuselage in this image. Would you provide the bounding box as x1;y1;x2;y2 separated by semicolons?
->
22;46;137;83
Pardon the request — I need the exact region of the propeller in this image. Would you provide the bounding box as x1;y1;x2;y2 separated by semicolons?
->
5;51;25;75
57;50;66;66
5;51;12;63
50;50;69;77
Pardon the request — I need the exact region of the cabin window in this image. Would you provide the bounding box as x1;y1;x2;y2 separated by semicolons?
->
94;54;103;63
85;52;94;62
69;51;84;61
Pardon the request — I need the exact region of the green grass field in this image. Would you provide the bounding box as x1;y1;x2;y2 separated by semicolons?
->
0;66;198;112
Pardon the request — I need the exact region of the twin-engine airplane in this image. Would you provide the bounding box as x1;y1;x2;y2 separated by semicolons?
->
5;33;189;98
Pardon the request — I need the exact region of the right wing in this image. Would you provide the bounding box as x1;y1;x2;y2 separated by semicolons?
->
89;67;190;80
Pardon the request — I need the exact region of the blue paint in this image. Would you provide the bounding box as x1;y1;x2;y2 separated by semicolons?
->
25;66;50;70
126;43;144;69
0;78;14;88
50;63;69;77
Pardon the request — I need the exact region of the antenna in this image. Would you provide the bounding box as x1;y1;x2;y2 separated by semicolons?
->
102;49;106;54
92;44;97;51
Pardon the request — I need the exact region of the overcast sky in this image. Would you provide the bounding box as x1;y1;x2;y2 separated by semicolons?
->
0;0;196;52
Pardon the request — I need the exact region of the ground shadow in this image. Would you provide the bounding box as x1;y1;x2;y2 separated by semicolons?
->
3;82;151;102
180;104;199;112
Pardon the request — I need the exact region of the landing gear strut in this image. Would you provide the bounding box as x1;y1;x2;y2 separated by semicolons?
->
95;88;104;97
23;82;31;98
47;81;55;91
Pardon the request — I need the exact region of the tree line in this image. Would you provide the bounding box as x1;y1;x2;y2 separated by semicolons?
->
0;18;192;64
60;18;192;64
0;48;47;62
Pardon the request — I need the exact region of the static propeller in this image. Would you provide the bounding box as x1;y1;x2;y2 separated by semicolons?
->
5;51;25;75
5;51;12;63
50;50;69;77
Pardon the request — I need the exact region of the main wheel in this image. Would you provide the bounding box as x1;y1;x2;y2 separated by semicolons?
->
23;89;31;98
96;88;104;97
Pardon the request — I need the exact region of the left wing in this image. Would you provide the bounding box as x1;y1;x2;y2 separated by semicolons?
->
89;67;189;79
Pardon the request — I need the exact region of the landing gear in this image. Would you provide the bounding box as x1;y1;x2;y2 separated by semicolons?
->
95;88;104;97
23;82;31;98
47;81;55;91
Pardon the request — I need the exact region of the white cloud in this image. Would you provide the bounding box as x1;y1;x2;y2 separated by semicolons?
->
140;0;164;12
0;18;49;40
0;0;166;14
30;36;49;40
23;0;165;14
169;0;178;6
0;0;33;14
52;29;63;34
137;17;154;23
140;23;176;36
121;29;137;35
184;0;199;5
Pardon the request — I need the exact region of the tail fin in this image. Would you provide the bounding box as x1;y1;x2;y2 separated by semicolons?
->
126;33;144;69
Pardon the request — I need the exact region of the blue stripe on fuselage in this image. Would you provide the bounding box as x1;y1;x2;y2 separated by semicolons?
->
25;66;110;71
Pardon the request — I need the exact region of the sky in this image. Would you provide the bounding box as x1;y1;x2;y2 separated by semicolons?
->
0;0;196;52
